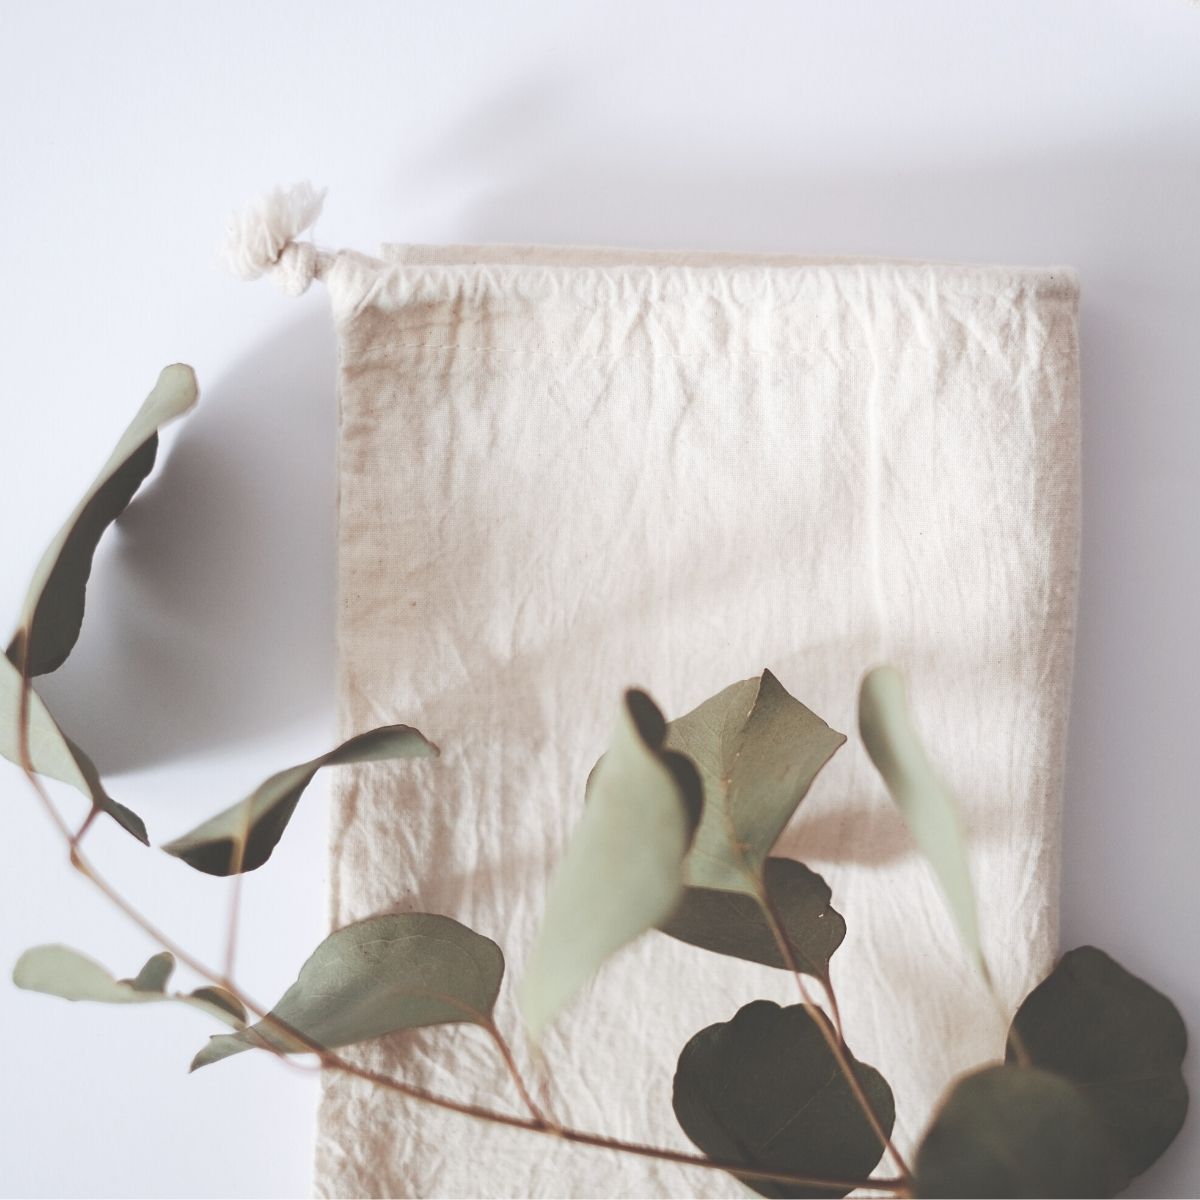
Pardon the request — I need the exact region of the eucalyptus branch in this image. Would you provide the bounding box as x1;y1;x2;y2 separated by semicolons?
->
757;873;914;1184
14;677;898;1196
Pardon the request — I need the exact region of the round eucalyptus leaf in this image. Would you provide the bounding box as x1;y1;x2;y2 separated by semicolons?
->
673;1000;894;1199
914;1064;1117;1198
1008;945;1188;1187
660;857;845;977
191;913;503;1071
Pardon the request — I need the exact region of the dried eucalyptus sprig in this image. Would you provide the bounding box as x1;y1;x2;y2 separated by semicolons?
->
4;368;1189;1199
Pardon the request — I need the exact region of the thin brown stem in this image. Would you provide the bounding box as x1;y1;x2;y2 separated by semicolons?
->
14;664;904;1194
317;1055;903;1194
757;876;914;1185
222;833;248;983
821;972;846;1041
70;804;100;849
19;771;903;1197
482;1020;553;1126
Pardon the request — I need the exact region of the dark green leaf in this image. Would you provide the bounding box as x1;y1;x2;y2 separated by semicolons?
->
191;913;502;1071
914;1064;1117;1198
12;945;245;1027
1008;945;1188;1187
673;1000;894;1199
659;857;845;977
858;666;985;978
0;653;147;842
665;671;846;895
163;725;438;875
519;690;701;1040
7;364;198;677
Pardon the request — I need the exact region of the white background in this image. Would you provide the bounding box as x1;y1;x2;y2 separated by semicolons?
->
1;2;1197;1196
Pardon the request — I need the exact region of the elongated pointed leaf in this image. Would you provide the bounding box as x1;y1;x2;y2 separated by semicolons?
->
914;1065;1117;1198
665;670;845;895
163;725;438;875
674;1000;894;1199
13;945;245;1028
659;857;845;978
8;364;198;677
190;913;503;1071
0;653;146;842
1008;946;1188;1188
519;690;702;1041
858;666;984;977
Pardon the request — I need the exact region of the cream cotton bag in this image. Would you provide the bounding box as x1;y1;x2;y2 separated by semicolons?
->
227;184;1081;1199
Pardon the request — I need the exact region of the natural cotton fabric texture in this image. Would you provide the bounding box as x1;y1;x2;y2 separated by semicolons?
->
313;244;1080;1198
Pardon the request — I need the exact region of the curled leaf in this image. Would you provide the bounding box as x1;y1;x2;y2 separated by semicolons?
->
190;913;503;1071
163;725;438;875
660;856;845;977
673;1000;894;1199
657;671;846;974
914;1064;1116;1198
519;690;702;1041
666;670;846;895
12;945;245;1028
0;653;146;842
1008;945;1188;1188
858;666;985;978
8;364;198;677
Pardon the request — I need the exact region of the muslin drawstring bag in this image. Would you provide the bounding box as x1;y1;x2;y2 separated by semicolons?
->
227;184;1081;1199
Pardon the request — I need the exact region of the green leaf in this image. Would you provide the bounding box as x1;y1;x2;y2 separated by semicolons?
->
659;857;845;977
163;725;438;875
1008;945;1188;1188
190;913;503;1071
673;999;894;1199
657;670;846;973
665;670;846;895
7;364;198;678
519;690;702;1041
914;1064;1117;1198
858;666;985;977
0;653;147;842
12;944;245;1028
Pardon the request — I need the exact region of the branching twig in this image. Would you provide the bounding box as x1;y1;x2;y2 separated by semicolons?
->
757;874;914;1186
14;667;902;1195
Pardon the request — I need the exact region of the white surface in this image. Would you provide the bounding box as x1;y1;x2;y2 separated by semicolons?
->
0;1;1195;1196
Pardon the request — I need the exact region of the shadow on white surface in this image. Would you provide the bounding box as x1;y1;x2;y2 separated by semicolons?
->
38;311;339;775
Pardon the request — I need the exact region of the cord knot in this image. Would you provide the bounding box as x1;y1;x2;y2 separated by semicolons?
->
221;181;326;295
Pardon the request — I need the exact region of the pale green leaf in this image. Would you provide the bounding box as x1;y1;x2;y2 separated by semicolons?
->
858;666;984;977
519;690;701;1041
8;364;198;678
0;653;146;842
190;913;503;1071
13;944;245;1028
163;725;438;875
